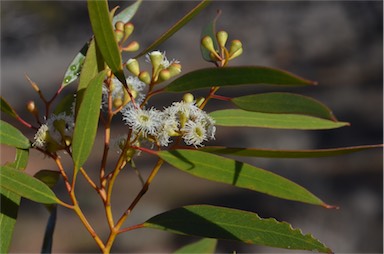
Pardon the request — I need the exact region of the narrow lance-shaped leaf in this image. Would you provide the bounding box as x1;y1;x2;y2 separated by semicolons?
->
72;71;106;172
158;150;327;206
200;10;220;62
231;92;337;121
173;238;217;254
165;66;317;92
144;205;332;253
210;109;349;130
0;166;60;204
112;0;142;26
0;149;29;253
87;0;126;85
201;144;384;158
0;120;30;149
135;0;211;58
1;97;18;119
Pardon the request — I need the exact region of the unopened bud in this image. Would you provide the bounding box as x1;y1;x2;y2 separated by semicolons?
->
122;41;139;52
228;47;243;60
183;93;194;103
148;51;163;72
126;58;140;76
167;63;182;77
229;40;242;56
158;69;171;82
216;31;228;48
115;21;124;31
63;136;72;147
201;36;216;54
25;75;40;93
113;98;124;108
115;29;124;42
138;71;151;85
27;101;37;114
124;22;134;38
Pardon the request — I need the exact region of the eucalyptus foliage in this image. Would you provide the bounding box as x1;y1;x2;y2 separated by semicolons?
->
0;1;381;253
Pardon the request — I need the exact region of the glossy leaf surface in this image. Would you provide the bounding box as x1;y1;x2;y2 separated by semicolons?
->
0;149;29;253
210;109;349;130
135;0;210;58
0;166;59;204
144;205;331;252
87;0;125;84
0;121;30;149
232;92;337;121
72;71;105;171
165;66;316;92
173;238;217;253
158;150;325;205
201;144;383;158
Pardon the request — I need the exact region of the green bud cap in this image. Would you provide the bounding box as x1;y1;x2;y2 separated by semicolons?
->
201;36;216;53
229;47;243;60
229;40;243;56
183;93;194;103
159;69;171;82
124;22;134;38
126;58;140;76
115;29;124;42
138;71;151;85
167;63;182;77
123;41;140;52
115;21;124;31
149;51;163;71
216;31;228;48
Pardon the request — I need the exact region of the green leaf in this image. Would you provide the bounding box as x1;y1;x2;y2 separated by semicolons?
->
87;0;125;85
75;39;104;115
201;144;384;158
174;238;217;254
0;166;59;204
34;170;60;189
61;42;88;87
1;96;18;119
0;149;29;253
165;66;317;92
200;10;220;62
144;205;332;253
232;92;337;121
112;0;142;26
72;71;106;172
135;0;211;58
0;121;30;149
210;109;349;130
158;150;326;206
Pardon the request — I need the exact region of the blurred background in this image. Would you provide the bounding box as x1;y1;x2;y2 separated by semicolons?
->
1;1;382;253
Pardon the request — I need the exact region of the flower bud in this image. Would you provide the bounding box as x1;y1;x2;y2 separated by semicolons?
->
27;101;37;114
167;63;182;77
25;75;40;93
115;29;124;42
158;69;171;82
216;31;228;48
124;22;134;38
123;41;139;52
113;97;124;108
115;21;124;31
201;36;216;53
183;93;194;103
229;40;242;56
228;47;243;60
148;51;163;72
138;71;151;85
126;58;140;76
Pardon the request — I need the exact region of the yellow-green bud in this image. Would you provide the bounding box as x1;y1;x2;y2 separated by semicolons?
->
228;47;243;60
195;97;205;107
115;29;124;42
126;58;140;76
113;97;124;108
115;21;124;31
158;69;171;82
124;22;134;38
123;41;139;52
138;71;151;85
229;40;243;56
201;36;216;53
216;31;228;48
167;63;182;77
63;136;72;147
148;51;163;72
183;93;194;103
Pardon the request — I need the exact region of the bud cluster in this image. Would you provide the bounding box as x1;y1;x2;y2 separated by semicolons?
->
201;30;243;65
114;21;139;52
